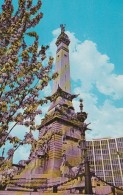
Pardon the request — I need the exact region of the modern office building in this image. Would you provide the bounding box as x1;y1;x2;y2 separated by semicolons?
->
87;137;123;187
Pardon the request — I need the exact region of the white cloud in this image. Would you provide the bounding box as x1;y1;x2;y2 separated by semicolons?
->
7;123;29;143
13;144;31;163
73;91;123;139
96;74;123;99
90;100;123;139
43;83;52;96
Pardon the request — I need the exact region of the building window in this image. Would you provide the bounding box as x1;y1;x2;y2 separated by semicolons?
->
103;155;109;159
101;140;107;144
102;149;109;154
117;142;123;147
117;137;123;142
101;144;108;149
109;139;115;143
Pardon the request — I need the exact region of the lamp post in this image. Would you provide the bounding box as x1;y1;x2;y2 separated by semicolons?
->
78;99;93;194
82;130;93;194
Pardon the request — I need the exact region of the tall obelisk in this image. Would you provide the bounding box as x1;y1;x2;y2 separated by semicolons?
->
53;24;71;94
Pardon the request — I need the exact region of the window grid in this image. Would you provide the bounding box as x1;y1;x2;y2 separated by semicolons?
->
87;138;123;187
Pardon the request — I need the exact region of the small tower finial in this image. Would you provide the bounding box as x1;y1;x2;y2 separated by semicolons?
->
60;24;66;33
79;99;83;113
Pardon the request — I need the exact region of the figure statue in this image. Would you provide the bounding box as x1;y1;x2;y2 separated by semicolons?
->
62;134;66;143
62;151;66;164
82;122;91;131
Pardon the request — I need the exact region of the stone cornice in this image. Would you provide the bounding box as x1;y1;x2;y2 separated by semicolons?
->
38;112;83;129
46;85;79;102
56;46;69;53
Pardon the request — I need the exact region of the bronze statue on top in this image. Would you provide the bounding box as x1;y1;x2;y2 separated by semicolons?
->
60;24;66;33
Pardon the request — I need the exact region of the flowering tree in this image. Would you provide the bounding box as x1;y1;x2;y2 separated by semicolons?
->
0;0;57;171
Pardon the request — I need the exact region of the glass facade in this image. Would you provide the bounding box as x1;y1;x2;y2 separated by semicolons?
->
87;137;123;187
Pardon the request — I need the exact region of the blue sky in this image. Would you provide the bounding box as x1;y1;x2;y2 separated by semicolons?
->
0;0;123;162
40;0;123;75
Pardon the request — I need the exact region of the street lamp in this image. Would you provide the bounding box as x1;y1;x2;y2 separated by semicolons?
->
83;130;93;194
77;99;93;194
